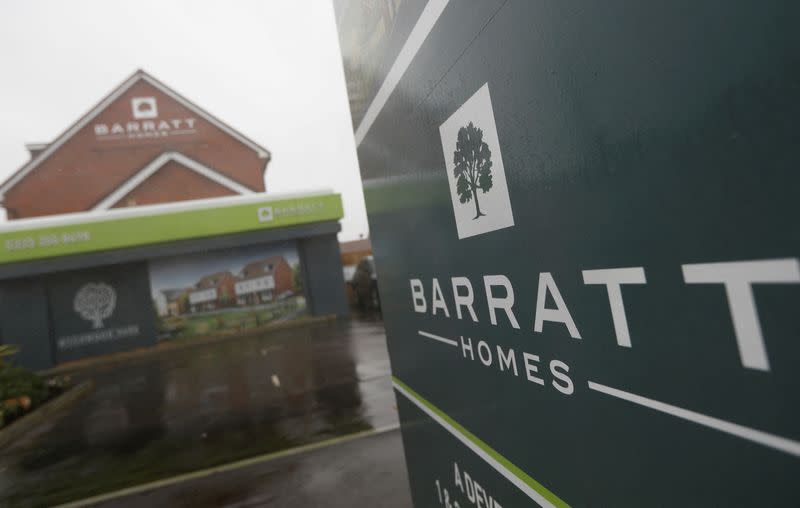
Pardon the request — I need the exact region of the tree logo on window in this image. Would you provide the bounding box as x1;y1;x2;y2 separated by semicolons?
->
74;282;117;329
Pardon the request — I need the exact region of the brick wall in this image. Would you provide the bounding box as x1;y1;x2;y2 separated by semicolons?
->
4;77;268;219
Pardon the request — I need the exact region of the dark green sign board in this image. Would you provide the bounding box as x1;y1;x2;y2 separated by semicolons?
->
47;263;157;364
335;1;799;506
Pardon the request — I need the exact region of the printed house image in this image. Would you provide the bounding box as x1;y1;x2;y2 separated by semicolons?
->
147;242;316;341
153;288;188;317
188;271;237;313
158;256;295;316
236;256;293;305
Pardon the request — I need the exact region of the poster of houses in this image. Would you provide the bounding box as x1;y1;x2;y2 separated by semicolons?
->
148;242;305;339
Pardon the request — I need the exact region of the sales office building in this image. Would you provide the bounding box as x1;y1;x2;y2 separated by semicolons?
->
0;70;347;369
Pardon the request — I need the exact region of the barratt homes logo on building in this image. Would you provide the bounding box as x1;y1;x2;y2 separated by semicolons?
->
73;282;116;329
440;83;514;239
93;96;198;141
131;96;158;119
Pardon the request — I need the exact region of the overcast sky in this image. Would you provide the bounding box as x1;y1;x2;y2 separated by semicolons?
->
0;0;368;241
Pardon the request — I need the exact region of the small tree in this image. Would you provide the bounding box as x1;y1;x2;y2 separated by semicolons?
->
292;264;304;293
453;122;494;219
74;283;116;329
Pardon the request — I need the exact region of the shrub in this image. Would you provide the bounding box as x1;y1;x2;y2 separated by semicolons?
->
0;365;48;407
0;364;49;426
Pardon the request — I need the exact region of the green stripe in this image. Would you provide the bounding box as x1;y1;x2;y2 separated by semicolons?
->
393;376;570;508
0;194;343;264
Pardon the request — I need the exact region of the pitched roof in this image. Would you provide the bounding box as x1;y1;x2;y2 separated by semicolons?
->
240;256;287;278
91;152;255;210
195;271;234;289
0;69;271;198
161;288;187;301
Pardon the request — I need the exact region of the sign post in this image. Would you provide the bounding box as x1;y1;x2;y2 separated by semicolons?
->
335;1;800;505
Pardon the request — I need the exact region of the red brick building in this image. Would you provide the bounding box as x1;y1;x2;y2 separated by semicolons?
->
236;256;293;305
189;271;238;313
0;70;271;219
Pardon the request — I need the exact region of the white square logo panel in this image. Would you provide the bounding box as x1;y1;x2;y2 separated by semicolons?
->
257;206;274;223
439;83;514;239
131;97;158;119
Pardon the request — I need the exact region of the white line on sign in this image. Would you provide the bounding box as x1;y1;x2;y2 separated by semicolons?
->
587;381;800;457
392;380;557;508
418;330;458;346
354;0;450;146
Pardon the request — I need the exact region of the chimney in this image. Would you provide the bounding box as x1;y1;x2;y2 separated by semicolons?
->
25;142;49;159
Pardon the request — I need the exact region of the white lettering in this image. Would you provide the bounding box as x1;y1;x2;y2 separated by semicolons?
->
534;272;581;339
477;341;492;366
452;276;478;322
431;278;450;317
460;336;474;360
464;472;476;502
682;258;800;371
522;352;544;385
496;346;518;376
483;275;520;329
550;359;574;395
582;267;646;347
475;483;486;508
410;279;426;313
454;462;464;492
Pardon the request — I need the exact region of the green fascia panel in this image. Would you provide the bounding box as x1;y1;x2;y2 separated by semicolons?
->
0;193;343;265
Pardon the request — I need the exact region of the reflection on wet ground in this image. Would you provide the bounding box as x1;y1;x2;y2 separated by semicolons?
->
99;428;412;508
0;316;397;507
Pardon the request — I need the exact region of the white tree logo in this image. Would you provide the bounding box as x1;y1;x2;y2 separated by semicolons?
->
74;282;117;329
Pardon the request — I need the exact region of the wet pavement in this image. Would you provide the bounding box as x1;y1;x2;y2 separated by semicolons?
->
0;316;401;507
86;428;412;508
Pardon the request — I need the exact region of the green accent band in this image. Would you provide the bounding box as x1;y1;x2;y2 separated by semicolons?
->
0;194;343;265
392;376;570;508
